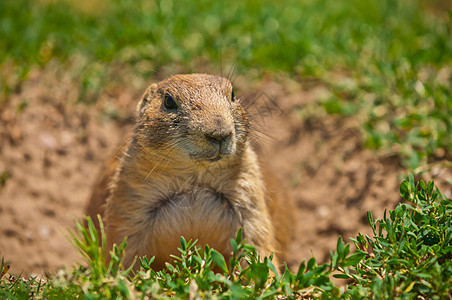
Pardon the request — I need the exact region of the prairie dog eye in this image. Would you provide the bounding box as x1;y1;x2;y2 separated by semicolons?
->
164;94;178;110
231;90;235;102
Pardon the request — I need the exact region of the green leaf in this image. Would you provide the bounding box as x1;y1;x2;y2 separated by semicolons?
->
117;279;130;298
230;239;238;255
180;236;187;251
235;227;243;244
307;257;316;271
400;180;410;200
296;261;306;282
426;181;434;195
331;251;338;269
266;258;280;282
247;262;269;291
336;236;345;260
343;251;367;267
419;179;426;190
367;211;377;235
333;274;351;279
343;243;351;258
408;173;415;190
416;273;433;279
165;262;175;273
211;249;228;274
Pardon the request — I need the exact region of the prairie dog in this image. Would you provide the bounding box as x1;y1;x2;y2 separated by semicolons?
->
86;74;295;270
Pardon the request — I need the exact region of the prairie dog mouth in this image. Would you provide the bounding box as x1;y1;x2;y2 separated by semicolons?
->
183;131;236;162
188;151;223;162
207;156;223;162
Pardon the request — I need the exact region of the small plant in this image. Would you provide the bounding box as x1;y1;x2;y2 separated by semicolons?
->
66;215;136;298
54;176;452;298
1;176;450;298
65;219;337;298
332;174;452;298
0;170;11;188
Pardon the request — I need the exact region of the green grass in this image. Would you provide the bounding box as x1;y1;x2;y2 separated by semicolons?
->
1;176;451;298
1;0;451;168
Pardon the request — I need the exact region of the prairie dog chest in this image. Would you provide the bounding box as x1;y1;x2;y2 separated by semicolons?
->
139;183;243;252
149;185;240;226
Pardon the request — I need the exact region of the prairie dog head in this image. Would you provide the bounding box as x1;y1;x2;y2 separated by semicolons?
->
134;74;250;163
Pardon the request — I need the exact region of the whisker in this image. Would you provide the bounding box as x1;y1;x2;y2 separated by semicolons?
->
144;162;160;182
227;55;240;82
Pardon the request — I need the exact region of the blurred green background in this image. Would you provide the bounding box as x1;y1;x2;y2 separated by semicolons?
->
1;0;451;169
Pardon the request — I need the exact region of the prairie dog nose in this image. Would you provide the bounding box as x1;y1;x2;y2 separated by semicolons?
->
205;131;232;146
204;115;233;145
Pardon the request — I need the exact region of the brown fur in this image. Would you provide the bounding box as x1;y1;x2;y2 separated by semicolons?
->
86;74;295;270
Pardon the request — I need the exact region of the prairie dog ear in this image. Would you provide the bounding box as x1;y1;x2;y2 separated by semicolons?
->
136;84;158;116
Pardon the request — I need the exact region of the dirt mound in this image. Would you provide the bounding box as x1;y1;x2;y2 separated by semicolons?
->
0;69;135;275
0;71;450;276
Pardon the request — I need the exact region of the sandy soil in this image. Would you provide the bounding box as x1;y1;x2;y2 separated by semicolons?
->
1;68;450;276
